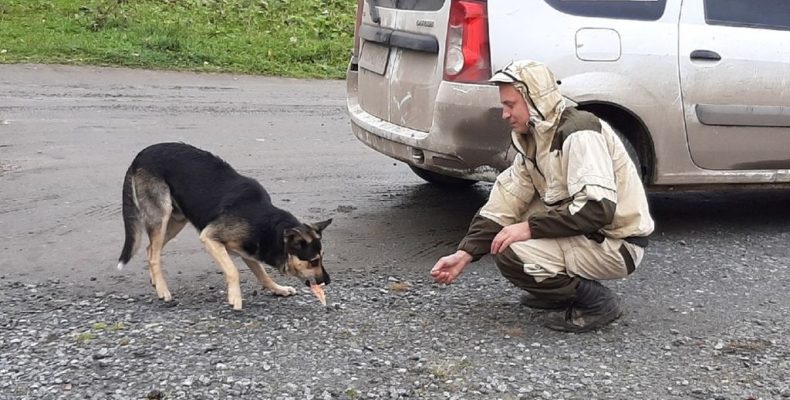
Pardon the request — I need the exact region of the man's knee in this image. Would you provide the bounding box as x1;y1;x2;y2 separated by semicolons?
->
493;247;578;299
493;248;541;290
493;247;524;276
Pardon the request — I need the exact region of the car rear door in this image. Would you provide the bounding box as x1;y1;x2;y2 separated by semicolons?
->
679;0;790;170
356;1;448;133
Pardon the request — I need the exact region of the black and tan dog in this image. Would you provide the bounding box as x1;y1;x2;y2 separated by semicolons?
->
116;142;332;309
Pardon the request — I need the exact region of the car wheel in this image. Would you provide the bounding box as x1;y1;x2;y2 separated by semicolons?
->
409;166;478;187
612;127;643;182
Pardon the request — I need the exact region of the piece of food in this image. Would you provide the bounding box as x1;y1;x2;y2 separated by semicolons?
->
310;283;326;306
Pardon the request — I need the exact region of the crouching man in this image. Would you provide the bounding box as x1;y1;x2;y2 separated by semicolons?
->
430;60;654;333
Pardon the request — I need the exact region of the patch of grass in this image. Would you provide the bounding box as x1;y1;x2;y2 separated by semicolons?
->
427;358;472;380
456;358;472;369
0;0;356;78
428;365;450;379
91;322;108;331
81;321;125;338
75;331;96;343
344;388;360;400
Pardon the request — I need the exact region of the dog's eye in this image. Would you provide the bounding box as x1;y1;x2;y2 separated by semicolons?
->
310;258;320;267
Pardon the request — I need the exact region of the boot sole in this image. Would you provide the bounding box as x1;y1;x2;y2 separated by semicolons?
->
543;306;623;333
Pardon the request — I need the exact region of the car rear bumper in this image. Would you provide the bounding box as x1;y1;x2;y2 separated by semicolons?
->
346;66;513;182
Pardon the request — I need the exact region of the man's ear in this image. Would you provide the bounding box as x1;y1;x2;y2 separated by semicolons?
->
311;218;333;233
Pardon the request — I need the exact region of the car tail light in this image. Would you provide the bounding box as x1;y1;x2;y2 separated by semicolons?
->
443;0;491;83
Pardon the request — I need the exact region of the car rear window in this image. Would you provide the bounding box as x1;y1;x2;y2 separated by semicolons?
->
704;0;790;31
373;0;446;12
545;0;667;21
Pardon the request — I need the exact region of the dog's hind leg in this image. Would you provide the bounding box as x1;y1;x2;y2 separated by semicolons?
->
145;225;172;301
242;259;296;297
135;171;174;302
144;213;187;287
199;226;243;310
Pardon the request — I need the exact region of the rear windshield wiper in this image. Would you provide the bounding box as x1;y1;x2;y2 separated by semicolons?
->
366;0;381;24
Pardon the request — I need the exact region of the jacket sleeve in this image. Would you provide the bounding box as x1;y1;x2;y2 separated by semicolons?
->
458;153;536;260
529;130;618;239
457;212;503;261
478;153;536;226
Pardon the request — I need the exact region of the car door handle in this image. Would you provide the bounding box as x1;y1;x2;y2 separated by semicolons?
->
690;50;721;61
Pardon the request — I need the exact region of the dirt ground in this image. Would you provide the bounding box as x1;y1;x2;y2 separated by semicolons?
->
0;64;491;288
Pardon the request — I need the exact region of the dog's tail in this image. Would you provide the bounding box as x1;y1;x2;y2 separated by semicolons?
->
117;165;142;270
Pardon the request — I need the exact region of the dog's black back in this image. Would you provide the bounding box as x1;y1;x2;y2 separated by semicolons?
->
131;142;289;229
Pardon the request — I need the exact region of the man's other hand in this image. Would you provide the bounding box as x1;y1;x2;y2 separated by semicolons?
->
430;250;473;284
491;221;532;254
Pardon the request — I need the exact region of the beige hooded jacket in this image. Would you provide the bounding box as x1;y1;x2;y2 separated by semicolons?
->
458;60;654;260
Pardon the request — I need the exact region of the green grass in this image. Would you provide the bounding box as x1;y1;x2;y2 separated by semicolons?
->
0;0;356;78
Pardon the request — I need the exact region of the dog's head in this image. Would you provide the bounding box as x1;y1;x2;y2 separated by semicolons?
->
283;218;332;287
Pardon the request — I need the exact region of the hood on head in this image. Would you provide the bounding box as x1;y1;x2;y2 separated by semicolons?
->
490;60;577;137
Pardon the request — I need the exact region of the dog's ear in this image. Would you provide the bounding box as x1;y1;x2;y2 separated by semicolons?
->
311;218;333;234
283;228;302;247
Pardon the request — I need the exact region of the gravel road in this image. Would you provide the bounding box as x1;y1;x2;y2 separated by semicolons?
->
2;251;788;400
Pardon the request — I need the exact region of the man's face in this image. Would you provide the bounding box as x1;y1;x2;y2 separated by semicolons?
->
498;83;531;134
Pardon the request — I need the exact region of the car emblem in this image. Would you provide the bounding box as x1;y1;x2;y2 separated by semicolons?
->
416;19;435;28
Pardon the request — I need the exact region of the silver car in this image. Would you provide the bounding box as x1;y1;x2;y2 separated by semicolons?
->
346;0;790;188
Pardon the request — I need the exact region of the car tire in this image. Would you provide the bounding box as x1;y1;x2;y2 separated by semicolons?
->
612;127;643;182
409;166;478;187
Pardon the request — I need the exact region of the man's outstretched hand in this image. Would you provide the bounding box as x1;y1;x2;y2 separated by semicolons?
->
430;250;473;284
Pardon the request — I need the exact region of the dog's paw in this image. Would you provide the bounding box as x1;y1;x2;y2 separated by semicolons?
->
158;289;172;302
271;285;297;297
228;290;243;310
154;283;172;302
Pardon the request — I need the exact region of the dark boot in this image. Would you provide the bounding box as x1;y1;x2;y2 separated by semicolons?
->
519;292;573;310
544;279;622;333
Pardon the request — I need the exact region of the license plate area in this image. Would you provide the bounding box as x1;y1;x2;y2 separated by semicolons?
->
358;41;390;76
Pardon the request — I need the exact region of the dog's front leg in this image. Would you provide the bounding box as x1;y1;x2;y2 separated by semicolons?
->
199;230;243;310
242;259;296;297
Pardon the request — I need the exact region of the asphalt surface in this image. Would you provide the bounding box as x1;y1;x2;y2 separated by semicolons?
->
1;64;789;400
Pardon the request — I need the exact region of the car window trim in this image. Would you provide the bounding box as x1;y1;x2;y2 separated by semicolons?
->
703;0;790;31
544;0;667;21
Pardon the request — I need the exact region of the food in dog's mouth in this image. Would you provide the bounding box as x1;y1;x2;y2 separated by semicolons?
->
310;283;326;306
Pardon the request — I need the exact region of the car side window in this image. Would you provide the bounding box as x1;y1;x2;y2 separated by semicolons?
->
374;0;445;12
704;0;790;31
544;0;667;21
